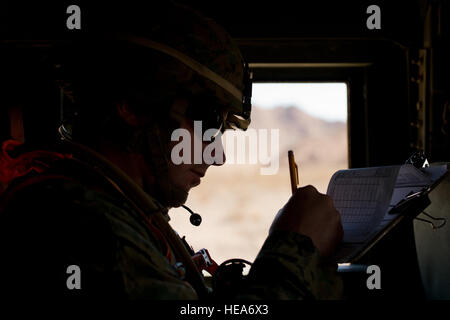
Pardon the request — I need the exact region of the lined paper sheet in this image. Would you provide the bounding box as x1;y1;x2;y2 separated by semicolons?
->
327;166;400;243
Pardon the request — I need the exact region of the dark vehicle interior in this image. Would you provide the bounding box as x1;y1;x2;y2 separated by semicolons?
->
1;0;449;299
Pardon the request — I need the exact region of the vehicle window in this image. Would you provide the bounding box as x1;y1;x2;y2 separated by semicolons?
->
170;82;348;265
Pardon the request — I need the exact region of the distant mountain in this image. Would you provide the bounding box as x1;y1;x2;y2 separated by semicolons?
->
240;105;348;167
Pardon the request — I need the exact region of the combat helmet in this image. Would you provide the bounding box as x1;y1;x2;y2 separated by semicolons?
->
58;1;252;141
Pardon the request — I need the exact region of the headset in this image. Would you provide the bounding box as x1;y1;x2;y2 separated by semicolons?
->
181;204;202;226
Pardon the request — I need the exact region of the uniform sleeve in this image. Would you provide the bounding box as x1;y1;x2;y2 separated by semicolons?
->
59;183;200;299
236;230;343;300
103;204;199;300
1;179;198;300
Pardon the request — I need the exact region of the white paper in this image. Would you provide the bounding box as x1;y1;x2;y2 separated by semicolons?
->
327;166;400;243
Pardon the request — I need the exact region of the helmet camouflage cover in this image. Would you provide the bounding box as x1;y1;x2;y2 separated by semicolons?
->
57;1;252;139
121;2;253;131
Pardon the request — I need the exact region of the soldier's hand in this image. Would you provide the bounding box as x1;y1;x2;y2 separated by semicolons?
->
270;185;343;257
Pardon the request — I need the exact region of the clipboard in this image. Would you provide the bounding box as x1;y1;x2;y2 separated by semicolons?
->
341;166;449;264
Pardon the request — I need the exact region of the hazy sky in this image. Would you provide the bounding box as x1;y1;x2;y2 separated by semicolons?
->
252;83;348;122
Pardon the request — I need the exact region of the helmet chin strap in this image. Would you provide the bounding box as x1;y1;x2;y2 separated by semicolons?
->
143;123;203;227
141;122;188;209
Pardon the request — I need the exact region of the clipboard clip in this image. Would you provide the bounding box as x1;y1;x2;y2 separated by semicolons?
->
388;191;447;228
415;211;447;230
388;187;431;216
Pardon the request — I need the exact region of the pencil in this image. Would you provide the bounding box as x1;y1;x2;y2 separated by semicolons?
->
288;150;299;194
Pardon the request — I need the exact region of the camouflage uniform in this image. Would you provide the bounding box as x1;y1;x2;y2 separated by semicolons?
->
0;141;342;300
